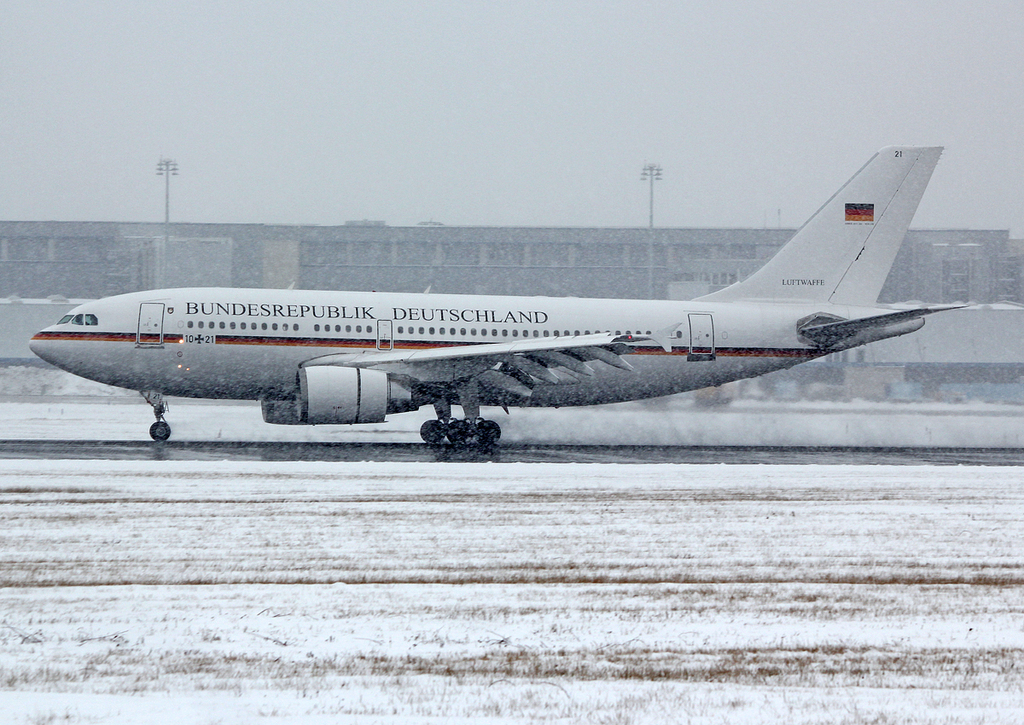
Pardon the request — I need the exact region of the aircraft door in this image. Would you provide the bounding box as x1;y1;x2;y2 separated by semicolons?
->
377;320;393;351
137;303;165;348
687;313;715;361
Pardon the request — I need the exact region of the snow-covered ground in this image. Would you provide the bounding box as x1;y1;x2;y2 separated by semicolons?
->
3;366;1024;446
2;460;1024;723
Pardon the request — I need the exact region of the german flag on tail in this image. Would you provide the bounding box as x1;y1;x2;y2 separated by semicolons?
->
845;203;874;222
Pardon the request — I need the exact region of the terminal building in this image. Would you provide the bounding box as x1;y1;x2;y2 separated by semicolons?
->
2;220;1023;401
0;220;1019;304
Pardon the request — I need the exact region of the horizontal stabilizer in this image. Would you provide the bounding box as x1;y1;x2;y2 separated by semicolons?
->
799;305;963;348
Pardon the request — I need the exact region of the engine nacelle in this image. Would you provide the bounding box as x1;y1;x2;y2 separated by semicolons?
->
261;367;414;425
261;399;303;425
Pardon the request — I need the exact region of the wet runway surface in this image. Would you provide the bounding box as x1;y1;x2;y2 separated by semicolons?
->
1;439;1023;464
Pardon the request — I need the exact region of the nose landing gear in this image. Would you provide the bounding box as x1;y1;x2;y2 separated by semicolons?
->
149;420;171;441
141;390;171;441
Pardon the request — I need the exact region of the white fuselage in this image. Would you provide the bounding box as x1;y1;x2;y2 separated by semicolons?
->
29;287;878;410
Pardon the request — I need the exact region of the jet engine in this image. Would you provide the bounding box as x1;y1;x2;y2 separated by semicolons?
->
261;366;414;425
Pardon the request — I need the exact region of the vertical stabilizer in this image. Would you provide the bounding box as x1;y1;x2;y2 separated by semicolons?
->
698;146;942;305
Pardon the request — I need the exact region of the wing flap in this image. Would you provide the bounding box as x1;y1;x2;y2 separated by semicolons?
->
301;331;624;368
301;331;650;371
300;330;648;393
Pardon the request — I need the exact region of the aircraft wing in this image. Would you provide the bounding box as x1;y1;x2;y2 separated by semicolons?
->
798;305;963;348
300;331;668;396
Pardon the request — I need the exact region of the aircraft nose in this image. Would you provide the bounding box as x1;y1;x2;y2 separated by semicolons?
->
29;332;59;365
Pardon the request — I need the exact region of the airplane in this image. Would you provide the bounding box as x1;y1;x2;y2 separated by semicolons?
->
31;146;954;445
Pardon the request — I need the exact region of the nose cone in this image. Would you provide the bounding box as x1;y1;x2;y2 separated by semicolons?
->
29;331;62;368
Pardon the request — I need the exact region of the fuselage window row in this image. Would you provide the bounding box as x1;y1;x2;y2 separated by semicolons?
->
169;319;667;342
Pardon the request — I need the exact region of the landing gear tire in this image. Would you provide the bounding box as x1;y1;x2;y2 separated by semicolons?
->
476;419;501;445
420;419;449;445
445;419;477;447
149;420;171;442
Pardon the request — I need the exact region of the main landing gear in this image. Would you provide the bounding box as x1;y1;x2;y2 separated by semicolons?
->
142;390;171;441
419;395;501;448
419;417;501;447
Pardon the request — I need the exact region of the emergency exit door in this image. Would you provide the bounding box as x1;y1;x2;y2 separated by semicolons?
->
687;313;715;361
137;303;165;347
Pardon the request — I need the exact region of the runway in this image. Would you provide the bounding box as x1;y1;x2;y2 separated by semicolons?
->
2;439;1024;464
4;391;1024;463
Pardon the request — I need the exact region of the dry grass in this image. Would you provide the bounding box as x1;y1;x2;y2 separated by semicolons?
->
3;461;1024;722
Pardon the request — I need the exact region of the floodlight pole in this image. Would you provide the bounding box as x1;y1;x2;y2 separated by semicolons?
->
155;158;179;288
156;158;178;228
641;163;663;297
640;163;662;229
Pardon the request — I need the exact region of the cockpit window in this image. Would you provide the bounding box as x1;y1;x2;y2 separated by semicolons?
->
58;315;73;324
68;313;99;326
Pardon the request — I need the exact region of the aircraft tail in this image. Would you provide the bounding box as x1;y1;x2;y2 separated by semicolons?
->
698;146;943;306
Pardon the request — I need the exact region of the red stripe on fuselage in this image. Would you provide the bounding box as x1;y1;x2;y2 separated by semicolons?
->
32;330;817;358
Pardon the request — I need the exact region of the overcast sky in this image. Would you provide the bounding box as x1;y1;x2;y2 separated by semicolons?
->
2;1;1022;234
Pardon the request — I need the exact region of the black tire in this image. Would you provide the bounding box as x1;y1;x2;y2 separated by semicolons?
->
420;419;448;445
445;419;476;446
477;419;501;444
149;420;171;441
